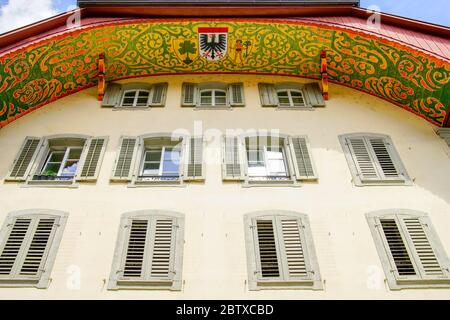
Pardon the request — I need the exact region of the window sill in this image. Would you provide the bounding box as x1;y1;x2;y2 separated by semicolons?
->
249;280;323;291
194;106;233;110
129;177;184;187
243;178;300;188
276;106;314;111
109;280;180;291
354;179;413;187
388;278;450;290
113;106;151;111
24;179;78;188
0;278;42;288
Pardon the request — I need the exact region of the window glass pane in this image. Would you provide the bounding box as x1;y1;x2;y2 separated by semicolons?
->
200;91;213;105
136;91;149;106
162;149;180;176
277;91;290;106
291;91;304;106
42;163;60;175
214;90;227;105
61;161;78;176
68;148;82;160
48;151;65;163
122;91;137;106
267;159;287;176
145;150;162;161
142;162;160;175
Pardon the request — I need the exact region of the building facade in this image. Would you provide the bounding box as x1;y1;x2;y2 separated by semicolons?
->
0;1;449;299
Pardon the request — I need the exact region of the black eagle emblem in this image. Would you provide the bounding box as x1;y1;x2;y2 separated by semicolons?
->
199;33;227;60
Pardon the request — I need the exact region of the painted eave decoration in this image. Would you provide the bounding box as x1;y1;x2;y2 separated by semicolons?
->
0;11;449;128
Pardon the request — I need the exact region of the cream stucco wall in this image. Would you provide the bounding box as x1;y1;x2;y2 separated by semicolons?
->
0;74;449;299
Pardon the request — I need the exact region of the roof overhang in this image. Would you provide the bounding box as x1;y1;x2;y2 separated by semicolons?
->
0;4;449;128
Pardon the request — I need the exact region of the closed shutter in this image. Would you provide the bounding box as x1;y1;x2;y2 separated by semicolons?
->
247;213;322;289
228;83;245;107
102;83;123;107
6;137;43;182
76;137;108;182
368;138;403;181
222;135;244;181
149;82;168;107
181;83;198;107
289;136;317;181
111;136;138;182
346;137;380;181
0;211;67;288
258;83;278;107
185;137;204;181
367;211;450;289
110;212;184;290
304;83;325;107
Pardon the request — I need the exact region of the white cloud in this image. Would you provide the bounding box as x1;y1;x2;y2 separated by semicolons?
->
0;0;57;34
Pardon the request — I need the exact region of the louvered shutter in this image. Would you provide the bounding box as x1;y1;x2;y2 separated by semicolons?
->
149;82;168;107
368;211;450;289
368;137;404;181
228;83;245;107
181;83;198;107
102;83;123;107
304;83;325;107
111;136;138;182
0;212;66;288
258;83;278;107
6;137;43;182
111;212;183;290
185;137;204;181
247;213;322;289
289;136;317;181
346;137;380;181
222;135;244;181
76;137;108;182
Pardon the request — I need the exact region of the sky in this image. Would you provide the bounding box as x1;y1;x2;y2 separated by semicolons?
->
0;0;449;34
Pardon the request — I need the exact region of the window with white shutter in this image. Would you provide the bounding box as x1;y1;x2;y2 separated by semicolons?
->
111;134;197;186
222;133;317;185
181;82;244;108
339;133;411;186
366;210;450;290
244;211;322;290
258;82;325;108
108;210;184;290
102;82;168;108
0;209;68;288
8;135;107;186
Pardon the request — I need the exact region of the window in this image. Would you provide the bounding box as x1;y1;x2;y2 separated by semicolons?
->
102;82;168;108
111;134;204;185
121;90;150;107
436;128;450;149
181;82;244;108
339;133;411;186
222;133;317;185
0;209;68;288
6;135;108;185
108;210;185;290
244;211;322;290
276;89;305;107
199;89;227;107
366;210;450;290
259;82;325;108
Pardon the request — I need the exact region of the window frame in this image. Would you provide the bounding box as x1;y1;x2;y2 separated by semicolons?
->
120;89;151;108
366;209;450;290
0;209;68;288
40;146;83;179
139;145;181;179
244;210;323;290
339;133;412;186
276;88;306;108
107;210;185;291
199;88;228;107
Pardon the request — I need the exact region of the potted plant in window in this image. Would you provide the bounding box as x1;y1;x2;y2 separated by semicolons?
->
40;169;58;180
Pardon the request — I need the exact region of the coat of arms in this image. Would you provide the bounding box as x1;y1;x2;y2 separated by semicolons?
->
198;27;228;61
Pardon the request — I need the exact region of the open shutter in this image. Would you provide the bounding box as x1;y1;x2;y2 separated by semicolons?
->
258;83;278;107
304;83;325;107
346;137;380;181
149;82;168;107
76;137;108;182
222;135;244;181
111;136;138;182
102;83;123;107
181;83;198;107
6;137;43;182
289;136;317;181
185;137;204;181
228;83;245;107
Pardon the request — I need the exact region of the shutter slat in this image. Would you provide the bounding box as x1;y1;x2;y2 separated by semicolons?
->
6;137;43;181
111;137;137;182
222;136;243;180
290;136;317;181
186;137;204;181
77;137;108;181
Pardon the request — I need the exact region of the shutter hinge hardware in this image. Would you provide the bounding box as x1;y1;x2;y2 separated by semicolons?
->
254;270;262;275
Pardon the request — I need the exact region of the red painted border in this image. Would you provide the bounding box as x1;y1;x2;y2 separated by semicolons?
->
197;27;229;33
